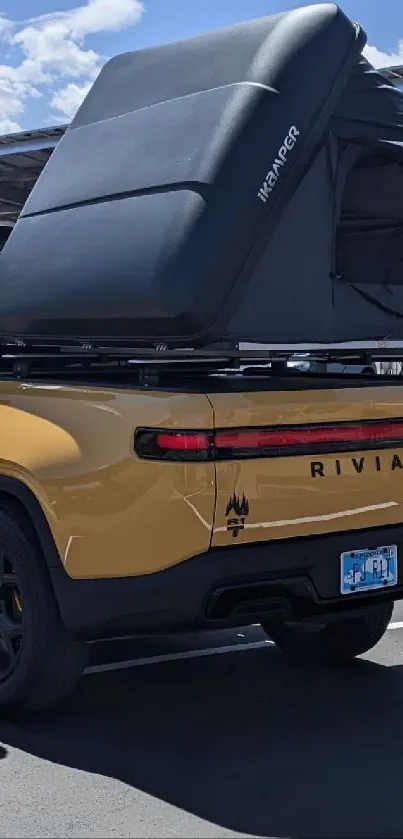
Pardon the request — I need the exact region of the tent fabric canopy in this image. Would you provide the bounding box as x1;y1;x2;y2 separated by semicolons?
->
0;4;402;346
332;57;403;144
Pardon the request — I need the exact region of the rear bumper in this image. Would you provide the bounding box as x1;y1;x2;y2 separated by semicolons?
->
49;524;403;640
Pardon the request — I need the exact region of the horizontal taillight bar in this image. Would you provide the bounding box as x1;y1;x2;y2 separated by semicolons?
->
134;420;403;461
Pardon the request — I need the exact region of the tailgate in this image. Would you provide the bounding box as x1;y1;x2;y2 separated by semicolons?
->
209;386;403;546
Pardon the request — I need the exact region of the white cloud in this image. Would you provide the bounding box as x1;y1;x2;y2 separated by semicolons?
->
0;0;144;133
0;65;42;133
40;0;145;39
50;80;92;120
364;42;403;69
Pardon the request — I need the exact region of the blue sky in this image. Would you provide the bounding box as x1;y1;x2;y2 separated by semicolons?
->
0;0;402;133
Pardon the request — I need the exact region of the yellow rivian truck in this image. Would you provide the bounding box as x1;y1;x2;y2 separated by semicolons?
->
0;4;403;712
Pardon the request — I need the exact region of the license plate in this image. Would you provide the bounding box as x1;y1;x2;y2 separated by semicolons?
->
340;545;398;595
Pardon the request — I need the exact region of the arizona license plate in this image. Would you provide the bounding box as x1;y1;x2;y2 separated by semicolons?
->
340;545;398;595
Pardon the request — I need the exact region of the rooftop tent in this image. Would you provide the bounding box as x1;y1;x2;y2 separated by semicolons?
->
0;4;402;347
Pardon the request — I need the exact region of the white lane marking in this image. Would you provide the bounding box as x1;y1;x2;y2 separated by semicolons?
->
85;619;403;676
214;501;398;533
85;639;274;675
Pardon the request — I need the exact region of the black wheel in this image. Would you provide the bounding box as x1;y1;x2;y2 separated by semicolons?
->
263;602;393;664
0;510;87;714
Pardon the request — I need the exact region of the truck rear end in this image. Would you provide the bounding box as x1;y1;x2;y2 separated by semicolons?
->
131;375;403;625
210;382;403;624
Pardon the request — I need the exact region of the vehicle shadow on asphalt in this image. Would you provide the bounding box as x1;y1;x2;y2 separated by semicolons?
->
0;643;403;838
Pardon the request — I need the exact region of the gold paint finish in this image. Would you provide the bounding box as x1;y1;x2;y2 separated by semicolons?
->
209;387;403;545
0;382;215;578
0;380;402;578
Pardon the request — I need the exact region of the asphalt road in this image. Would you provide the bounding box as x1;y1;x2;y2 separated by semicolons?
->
1;604;403;839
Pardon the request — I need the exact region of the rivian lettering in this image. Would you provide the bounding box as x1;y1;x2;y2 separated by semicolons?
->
311;454;403;478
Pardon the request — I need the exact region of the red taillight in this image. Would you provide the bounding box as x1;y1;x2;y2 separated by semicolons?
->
134;429;213;460
134;420;403;461
156;432;210;452
215;422;403;451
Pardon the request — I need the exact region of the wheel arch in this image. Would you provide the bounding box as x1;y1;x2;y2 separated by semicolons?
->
0;476;62;572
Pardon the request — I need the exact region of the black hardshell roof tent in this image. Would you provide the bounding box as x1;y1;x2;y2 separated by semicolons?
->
0;2;402;347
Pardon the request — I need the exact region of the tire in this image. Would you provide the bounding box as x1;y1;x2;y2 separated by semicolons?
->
263;601;393;664
0;509;87;714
